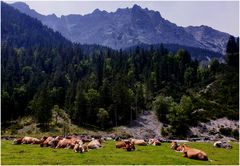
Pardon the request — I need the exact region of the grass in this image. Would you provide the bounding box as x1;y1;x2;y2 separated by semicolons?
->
1;140;239;165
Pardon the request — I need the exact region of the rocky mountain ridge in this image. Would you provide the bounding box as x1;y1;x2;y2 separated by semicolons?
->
11;2;230;54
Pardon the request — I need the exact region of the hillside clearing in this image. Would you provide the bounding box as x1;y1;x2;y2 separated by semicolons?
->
1;140;239;165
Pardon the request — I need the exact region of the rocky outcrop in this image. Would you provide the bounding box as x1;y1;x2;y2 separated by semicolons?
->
189;117;239;141
114;111;162;139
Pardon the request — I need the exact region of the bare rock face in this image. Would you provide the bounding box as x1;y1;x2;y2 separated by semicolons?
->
115;111;162;139
189;117;239;141
11;2;230;55
185;25;230;54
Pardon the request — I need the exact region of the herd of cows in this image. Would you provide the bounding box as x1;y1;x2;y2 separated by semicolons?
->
12;135;233;161
13;136;101;153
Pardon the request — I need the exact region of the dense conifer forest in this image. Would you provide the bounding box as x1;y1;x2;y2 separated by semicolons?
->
1;2;239;137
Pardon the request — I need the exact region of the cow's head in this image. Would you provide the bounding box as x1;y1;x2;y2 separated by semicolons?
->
40;136;48;142
78;144;88;153
148;139;154;144
176;145;184;152
79;145;84;153
126;142;135;151
182;144;190;152
12;138;23;145
171;141;178;149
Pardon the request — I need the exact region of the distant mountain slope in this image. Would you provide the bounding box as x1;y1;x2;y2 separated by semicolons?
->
11;2;230;54
126;43;223;61
2;2;71;48
185;25;230;54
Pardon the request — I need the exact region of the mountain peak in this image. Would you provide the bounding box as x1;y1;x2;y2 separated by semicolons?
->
11;2;30;10
132;4;142;10
93;8;101;14
11;1;42;18
46;13;57;19
199;25;214;30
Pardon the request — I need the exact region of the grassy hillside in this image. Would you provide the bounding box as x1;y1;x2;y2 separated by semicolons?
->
1;140;239;165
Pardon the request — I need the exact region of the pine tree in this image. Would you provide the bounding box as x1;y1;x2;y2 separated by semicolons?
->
226;36;239;70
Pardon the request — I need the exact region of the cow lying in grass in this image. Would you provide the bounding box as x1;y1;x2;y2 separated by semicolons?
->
74;143;89;153
12;138;23;145
56;137;82;149
130;139;147;146
87;139;102;149
40;136;54;147
13;136;41;145
170;141;184;152
116;140;135;151
148;139;161;146
171;141;178;150
182;144;208;161
48;136;63;148
213;141;232;149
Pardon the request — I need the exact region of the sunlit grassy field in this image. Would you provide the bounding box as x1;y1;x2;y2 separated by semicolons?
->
1;140;239;165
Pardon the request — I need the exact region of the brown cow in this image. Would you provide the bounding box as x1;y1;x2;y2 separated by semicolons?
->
182;144;208;161
56;138;75;149
171;141;184;152
40;136;55;147
15;136;41;144
48;136;63;148
87;139;102;149
74;143;89;153
148;139;161;146
125;142;135;151
116;141;128;148
116;140;135;151
55;137;82;149
67;138;82;149
176;145;184;152
171;141;179;150
13;137;24;144
130;139;147;146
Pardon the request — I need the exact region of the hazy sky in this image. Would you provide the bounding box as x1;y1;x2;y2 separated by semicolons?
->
6;1;239;36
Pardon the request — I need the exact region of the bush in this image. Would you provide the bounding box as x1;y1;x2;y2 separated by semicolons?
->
219;127;232;136
232;129;239;139
115;132;132;139
161;127;169;137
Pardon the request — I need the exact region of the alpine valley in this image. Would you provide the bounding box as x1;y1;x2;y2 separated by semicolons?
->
1;1;239;142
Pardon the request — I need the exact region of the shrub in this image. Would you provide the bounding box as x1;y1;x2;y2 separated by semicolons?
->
161;127;168;137
232;129;239;139
219;127;232;136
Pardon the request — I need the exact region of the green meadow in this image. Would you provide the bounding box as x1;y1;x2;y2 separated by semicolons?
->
1;140;239;165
